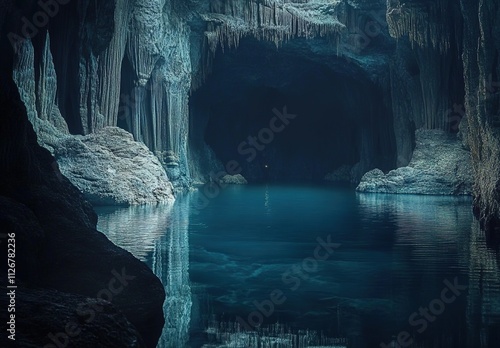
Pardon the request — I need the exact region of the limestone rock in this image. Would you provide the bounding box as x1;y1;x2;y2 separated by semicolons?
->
460;0;500;232
219;174;248;185
54;127;175;206
357;129;473;195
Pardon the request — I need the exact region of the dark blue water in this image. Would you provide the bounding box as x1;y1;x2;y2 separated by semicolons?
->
95;184;500;348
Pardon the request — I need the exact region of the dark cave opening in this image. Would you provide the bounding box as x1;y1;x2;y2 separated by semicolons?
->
190;38;397;182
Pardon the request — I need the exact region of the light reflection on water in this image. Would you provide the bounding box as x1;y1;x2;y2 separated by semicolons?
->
96;185;500;348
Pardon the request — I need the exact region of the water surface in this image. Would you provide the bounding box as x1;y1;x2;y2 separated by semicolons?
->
96;184;500;348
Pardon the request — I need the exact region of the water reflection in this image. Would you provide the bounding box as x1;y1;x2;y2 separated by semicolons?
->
264;184;272;216
466;221;500;346
357;193;500;347
96;203;174;262
153;195;192;348
95;187;500;348
97;198;193;348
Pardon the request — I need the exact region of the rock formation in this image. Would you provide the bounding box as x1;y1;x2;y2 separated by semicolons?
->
384;0;499;231
0;75;165;347
459;0;500;232
357;129;473;195
219;174;249;185
54;127;175;206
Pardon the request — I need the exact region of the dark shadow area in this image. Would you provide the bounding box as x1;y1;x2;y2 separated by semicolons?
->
190;37;396;182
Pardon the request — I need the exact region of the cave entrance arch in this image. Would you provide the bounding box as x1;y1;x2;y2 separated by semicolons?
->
189;37;396;183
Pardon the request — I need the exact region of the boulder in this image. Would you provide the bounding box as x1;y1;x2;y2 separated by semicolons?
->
219;174;248;185
54;127;175;206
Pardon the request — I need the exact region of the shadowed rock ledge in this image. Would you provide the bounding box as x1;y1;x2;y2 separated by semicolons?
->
0;286;145;347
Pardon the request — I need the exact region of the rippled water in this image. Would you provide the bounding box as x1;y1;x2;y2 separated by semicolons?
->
95;184;500;348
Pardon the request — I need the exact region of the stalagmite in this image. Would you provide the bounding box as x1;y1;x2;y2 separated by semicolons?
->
37;33;56;122
13;39;38;126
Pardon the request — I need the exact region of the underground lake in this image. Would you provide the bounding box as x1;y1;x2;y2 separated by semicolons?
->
3;1;500;347
96;184;500;348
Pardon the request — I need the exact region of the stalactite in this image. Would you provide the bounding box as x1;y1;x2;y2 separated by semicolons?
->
150;67;167;153
12;31;67;134
78;53;100;134
166;83;189;157
130;86;147;143
387;0;451;53
202;0;344;59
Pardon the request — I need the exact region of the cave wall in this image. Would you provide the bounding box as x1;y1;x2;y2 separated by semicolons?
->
8;0;195;189
1;5;166;346
5;0;500;230
460;0;500;233
386;0;465;166
9;0;397;188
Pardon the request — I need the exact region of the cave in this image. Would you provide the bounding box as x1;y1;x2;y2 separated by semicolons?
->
190;37;395;182
1;1;500;348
